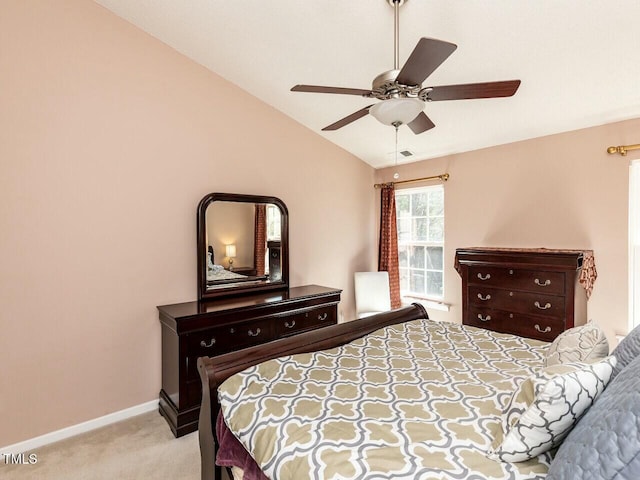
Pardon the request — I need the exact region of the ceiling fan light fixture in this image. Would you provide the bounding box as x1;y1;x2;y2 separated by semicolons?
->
369;97;424;126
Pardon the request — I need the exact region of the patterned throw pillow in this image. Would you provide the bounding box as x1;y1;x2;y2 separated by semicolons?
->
545;322;609;367
490;356;617;462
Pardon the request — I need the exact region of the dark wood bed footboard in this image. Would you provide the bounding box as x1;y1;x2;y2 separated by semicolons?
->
197;303;429;480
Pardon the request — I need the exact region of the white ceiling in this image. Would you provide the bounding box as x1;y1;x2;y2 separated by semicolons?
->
94;0;640;169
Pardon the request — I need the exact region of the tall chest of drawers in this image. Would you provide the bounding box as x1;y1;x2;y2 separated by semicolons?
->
455;248;587;342
157;284;341;437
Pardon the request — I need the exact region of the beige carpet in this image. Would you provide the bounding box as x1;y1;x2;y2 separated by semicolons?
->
0;411;207;480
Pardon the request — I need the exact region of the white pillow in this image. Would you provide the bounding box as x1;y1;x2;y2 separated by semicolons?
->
490;356;617;462
545;322;609;367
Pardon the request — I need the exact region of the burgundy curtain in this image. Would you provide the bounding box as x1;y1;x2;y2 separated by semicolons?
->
254;205;267;276
378;184;401;309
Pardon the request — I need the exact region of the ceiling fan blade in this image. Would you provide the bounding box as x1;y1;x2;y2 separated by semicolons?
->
426;80;521;101
291;85;372;96
322;105;373;131
396;37;457;86
407;112;435;134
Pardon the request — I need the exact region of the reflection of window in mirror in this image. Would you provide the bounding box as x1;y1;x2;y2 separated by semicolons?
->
267;205;281;241
265;205;282;279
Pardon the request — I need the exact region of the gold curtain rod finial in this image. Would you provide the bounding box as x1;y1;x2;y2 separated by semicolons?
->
607;144;640;156
607;146;626;155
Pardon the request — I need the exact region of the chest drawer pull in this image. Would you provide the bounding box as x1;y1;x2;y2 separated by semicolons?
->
534;278;552;287
284;320;296;329
318;312;329;321
534;301;552;310
477;314;491;322
200;338;216;348
535;324;552;333
477;293;491;301
247;328;261;337
477;273;491;281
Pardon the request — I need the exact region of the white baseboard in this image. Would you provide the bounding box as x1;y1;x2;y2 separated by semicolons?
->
1;399;158;455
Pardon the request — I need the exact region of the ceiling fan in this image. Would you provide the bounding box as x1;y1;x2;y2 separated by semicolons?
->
291;0;520;134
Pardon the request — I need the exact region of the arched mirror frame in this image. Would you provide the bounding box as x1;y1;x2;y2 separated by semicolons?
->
197;192;289;301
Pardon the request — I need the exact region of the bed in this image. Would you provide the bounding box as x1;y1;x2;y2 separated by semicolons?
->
206;247;269;285
197;304;640;480
207;266;249;282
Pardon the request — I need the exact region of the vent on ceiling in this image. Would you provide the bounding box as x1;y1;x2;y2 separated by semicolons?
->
387;149;414;161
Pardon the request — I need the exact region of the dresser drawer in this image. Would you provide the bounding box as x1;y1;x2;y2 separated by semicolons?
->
186;319;275;378
275;305;337;337
466;306;564;341
187;325;237;358
468;266;566;295
468;285;565;319
189;319;275;354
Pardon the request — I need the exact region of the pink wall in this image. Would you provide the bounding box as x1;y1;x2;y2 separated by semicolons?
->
376;118;640;343
0;0;377;446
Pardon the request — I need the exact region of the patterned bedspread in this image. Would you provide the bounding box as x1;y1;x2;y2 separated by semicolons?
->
218;318;551;480
207;268;247;282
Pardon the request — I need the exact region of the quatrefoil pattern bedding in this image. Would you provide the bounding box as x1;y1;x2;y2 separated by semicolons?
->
218;319;552;480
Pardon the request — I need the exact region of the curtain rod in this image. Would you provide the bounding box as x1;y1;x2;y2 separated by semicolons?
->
607;144;640;156
374;173;450;189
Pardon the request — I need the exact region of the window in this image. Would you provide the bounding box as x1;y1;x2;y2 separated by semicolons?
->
396;185;444;300
264;205;282;274
266;205;281;241
631;160;640;329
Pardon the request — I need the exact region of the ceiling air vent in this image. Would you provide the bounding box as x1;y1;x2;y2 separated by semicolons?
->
387;148;415;162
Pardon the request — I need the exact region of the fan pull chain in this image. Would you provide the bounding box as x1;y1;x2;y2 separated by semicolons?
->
393;123;400;180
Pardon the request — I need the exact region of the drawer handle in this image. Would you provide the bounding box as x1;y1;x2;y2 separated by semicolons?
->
200;338;216;348
318;312;328;321
535;324;552;333
247;328;261;337
534;301;552;310
477;273;491;281
534;278;551;287
477;314;491;322
284;320;296;329
477;293;491;301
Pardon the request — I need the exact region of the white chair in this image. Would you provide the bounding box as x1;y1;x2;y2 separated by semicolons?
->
354;271;392;319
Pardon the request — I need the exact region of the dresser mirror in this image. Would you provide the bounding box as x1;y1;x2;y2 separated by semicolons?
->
197;193;289;300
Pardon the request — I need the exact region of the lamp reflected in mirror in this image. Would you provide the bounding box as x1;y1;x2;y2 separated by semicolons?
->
225;244;237;271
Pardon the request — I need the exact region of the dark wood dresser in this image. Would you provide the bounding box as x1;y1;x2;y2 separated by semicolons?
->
455;248;589;342
157;284;341;437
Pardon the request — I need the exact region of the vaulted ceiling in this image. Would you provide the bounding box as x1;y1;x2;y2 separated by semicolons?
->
95;0;640;168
